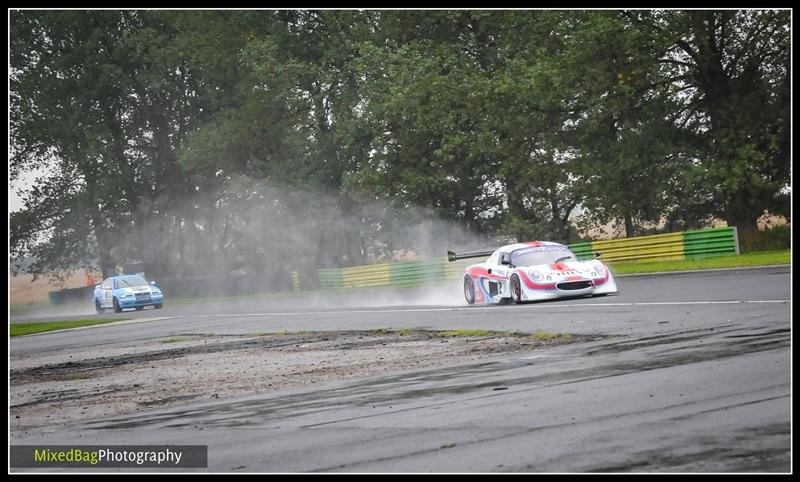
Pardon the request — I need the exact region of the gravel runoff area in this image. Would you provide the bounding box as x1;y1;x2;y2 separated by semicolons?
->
10;329;600;431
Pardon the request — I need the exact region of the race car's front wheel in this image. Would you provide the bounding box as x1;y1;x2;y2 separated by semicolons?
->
510;274;523;304
95;300;103;314
113;297;122;313
464;276;476;305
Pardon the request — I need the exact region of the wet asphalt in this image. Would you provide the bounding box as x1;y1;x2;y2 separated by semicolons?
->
9;266;792;472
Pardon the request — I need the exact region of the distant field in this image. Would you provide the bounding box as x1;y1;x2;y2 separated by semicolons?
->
9;271;100;305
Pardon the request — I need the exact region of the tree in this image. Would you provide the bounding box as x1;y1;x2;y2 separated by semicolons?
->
345;12;534;240
11;11;211;279
11;11;141;278
636;10;791;236
11;10;790;283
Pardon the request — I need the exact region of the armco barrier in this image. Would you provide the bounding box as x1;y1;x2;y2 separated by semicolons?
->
682;226;739;258
340;263;390;288
318;268;342;290
444;257;475;281
315;226;740;290
588;231;685;263
580;226;739;263
567;241;594;261
389;260;445;287
48;286;94;306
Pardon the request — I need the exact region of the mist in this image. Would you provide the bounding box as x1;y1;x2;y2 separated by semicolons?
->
11;175;501;319
99;174;499;306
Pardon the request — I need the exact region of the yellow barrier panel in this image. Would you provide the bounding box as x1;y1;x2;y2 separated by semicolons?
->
592;232;685;262
291;271;300;291
444;257;478;280
340;263;391;287
320;228;736;290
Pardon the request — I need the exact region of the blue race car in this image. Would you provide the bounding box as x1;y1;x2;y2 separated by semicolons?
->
94;274;164;313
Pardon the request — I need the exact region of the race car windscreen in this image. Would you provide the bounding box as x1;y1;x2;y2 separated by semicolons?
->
116;276;149;288
510;247;576;267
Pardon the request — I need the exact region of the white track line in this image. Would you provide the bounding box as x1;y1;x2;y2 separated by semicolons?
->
15;300;788;337
198;299;789;317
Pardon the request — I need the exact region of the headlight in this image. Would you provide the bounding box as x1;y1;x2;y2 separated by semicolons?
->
593;262;605;275
120;291;135;297
529;270;543;281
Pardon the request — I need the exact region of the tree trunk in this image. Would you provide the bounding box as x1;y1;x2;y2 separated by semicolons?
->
724;198;761;251
624;213;635;238
177;215;185;277
92;213;116;279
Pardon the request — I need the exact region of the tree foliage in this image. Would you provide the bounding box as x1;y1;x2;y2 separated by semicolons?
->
10;10;790;281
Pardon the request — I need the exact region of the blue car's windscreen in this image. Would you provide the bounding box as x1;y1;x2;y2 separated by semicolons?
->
116;277;149;288
511;248;576;267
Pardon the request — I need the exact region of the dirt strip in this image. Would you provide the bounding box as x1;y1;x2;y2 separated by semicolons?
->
11;329;601;431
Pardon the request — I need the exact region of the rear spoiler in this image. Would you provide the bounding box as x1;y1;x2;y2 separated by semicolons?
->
447;248;495;262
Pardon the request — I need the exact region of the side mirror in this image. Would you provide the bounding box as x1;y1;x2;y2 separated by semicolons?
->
500;253;511;265
150;280;157;286
95;284;101;289
594;251;603;258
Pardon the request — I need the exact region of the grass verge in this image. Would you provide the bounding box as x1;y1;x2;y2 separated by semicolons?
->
530;331;573;341
439;329;498;338
10;318;130;337
609;250;789;275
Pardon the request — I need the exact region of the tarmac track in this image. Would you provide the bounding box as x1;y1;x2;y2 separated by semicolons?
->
10;266;792;472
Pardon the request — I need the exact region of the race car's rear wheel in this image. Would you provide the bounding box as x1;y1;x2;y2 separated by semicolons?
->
464;276;476;305
154;303;163;309
510;274;523;304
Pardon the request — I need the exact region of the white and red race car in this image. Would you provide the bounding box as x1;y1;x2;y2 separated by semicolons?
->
448;241;619;305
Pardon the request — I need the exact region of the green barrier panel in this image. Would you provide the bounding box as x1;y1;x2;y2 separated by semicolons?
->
315;227;740;290
318;268;342;290
389;260;446;286
568;241;594;261
682;227;738;259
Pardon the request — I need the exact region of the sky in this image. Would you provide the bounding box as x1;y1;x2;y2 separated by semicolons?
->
9;183;24;213
8;166;48;214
